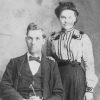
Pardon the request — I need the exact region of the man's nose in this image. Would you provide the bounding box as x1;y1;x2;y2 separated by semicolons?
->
32;39;36;45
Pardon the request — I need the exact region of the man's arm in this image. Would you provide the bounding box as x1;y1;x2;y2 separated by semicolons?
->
47;61;63;100
0;59;23;100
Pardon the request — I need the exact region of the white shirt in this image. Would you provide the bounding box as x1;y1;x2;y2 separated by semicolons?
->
27;53;41;76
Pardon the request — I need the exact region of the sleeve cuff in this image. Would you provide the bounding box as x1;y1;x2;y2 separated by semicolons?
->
86;86;94;93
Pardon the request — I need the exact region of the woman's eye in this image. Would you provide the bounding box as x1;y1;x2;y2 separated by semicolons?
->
68;16;71;18
61;16;65;19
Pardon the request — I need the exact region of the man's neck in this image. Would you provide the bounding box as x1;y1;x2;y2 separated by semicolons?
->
29;52;42;58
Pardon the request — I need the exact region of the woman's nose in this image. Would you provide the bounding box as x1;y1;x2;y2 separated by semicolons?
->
65;18;69;22
63;18;67;23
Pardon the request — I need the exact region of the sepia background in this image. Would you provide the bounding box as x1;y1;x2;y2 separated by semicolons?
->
0;0;100;99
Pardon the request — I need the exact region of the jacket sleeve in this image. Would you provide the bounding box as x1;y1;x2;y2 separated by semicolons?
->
82;34;98;92
47;61;63;100
0;59;23;100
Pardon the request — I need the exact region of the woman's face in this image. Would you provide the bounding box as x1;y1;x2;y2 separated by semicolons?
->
59;9;77;30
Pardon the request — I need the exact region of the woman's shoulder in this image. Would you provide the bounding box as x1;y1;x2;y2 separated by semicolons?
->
50;31;60;41
73;29;90;40
81;32;90;41
72;29;83;40
80;31;92;45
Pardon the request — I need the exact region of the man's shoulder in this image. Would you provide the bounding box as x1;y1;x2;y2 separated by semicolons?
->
42;56;57;71
11;53;27;61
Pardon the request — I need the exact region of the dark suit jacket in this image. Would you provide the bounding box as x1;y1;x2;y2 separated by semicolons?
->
0;53;63;100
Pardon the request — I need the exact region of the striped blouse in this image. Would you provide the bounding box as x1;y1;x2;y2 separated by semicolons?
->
50;28;98;91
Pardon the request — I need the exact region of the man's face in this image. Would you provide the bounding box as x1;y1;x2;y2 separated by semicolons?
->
26;29;45;55
59;9;77;30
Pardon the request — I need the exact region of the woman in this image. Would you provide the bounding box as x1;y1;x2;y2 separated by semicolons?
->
48;1;98;100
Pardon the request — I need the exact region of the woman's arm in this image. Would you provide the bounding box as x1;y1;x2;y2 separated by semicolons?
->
82;34;98;99
82;34;98;90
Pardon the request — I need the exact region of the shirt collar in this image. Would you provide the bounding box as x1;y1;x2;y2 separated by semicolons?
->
27;52;41;61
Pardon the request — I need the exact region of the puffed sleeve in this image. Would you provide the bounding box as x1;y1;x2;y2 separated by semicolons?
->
82;34;98;91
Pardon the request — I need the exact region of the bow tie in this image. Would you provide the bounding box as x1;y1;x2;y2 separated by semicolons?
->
29;56;41;63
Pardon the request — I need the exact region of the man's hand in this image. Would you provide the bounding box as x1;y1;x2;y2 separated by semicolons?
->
85;92;93;100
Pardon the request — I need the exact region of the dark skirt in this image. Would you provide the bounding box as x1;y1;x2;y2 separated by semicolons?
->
58;60;86;100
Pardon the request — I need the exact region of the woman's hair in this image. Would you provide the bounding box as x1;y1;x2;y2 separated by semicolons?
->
55;1;79;18
26;22;46;38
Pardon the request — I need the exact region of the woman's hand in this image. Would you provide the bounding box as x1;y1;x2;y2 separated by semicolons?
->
85;92;93;100
46;56;55;62
29;96;43;100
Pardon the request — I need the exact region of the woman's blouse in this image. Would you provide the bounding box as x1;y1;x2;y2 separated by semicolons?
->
50;28;98;91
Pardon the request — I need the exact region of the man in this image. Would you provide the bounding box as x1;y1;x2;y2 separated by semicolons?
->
0;23;63;100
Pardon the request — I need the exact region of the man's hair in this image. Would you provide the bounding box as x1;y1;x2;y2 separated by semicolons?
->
26;22;46;38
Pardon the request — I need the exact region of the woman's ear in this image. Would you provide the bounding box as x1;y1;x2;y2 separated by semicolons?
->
74;13;78;25
74;18;78;25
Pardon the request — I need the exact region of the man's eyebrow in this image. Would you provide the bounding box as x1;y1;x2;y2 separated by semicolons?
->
27;36;33;39
61;15;64;17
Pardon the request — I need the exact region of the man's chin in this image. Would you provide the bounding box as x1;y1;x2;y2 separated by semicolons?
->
29;50;40;55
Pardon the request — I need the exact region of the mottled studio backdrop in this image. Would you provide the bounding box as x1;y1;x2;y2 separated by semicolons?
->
0;0;100;99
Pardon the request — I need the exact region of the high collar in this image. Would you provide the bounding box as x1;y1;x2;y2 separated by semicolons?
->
61;28;82;40
51;28;82;40
61;27;74;33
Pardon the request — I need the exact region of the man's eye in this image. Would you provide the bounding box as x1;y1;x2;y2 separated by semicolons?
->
36;37;40;40
27;37;32;40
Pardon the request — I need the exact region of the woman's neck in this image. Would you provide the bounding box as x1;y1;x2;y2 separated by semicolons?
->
61;27;75;34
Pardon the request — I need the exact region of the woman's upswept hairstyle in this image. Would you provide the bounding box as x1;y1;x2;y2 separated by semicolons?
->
55;1;79;18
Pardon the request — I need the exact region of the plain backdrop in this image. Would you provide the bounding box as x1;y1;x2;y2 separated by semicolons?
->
0;0;100;100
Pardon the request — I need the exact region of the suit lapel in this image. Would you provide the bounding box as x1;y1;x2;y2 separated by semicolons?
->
16;53;28;76
17;53;33;77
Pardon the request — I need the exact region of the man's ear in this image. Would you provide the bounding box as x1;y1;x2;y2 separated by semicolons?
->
25;36;28;43
25;36;27;41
